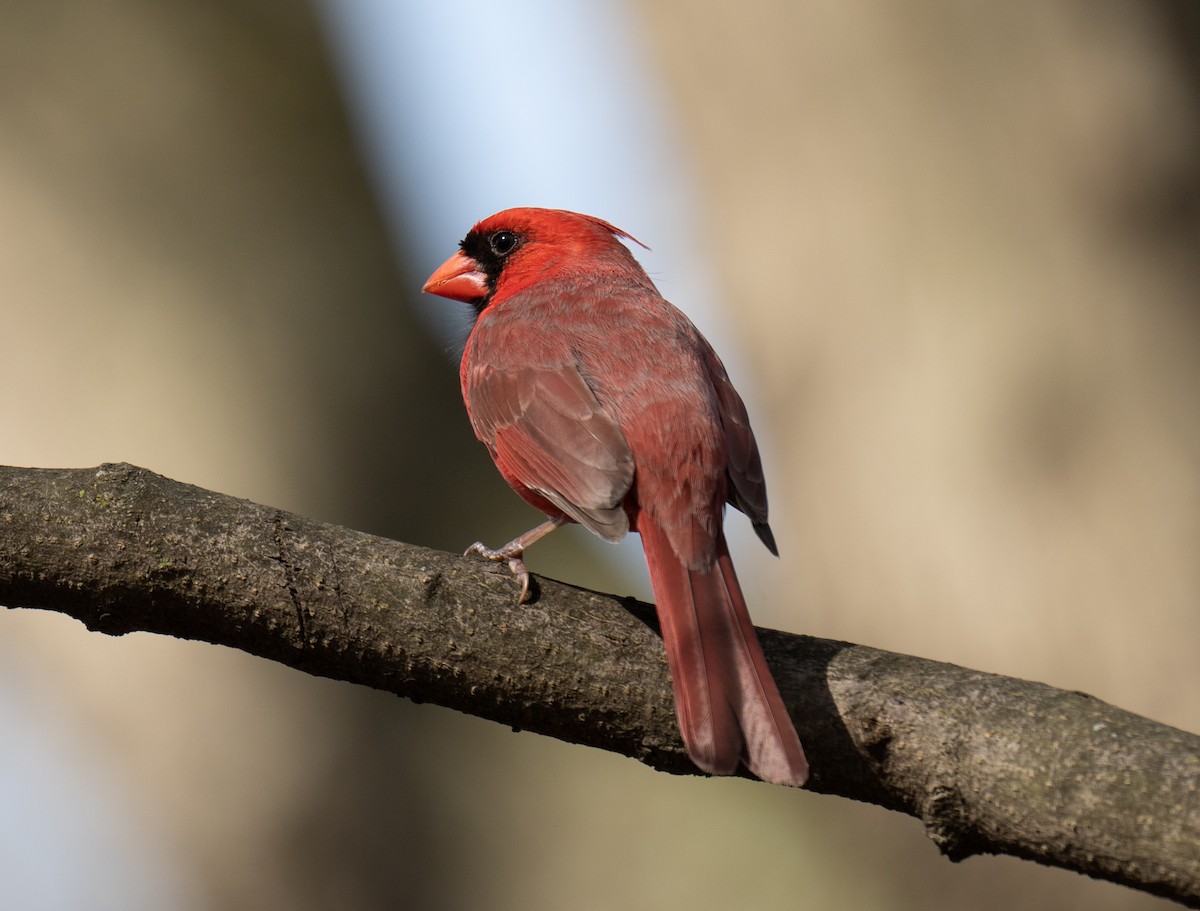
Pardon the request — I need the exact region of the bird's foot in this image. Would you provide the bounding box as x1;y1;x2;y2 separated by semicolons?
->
465;541;534;603
464;517;565;604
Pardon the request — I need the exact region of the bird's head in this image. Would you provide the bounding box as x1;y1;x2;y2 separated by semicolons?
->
422;207;649;312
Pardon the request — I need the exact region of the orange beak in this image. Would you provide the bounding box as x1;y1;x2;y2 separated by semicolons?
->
422;251;489;303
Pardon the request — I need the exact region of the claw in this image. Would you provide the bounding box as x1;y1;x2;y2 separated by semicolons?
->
510;557;532;604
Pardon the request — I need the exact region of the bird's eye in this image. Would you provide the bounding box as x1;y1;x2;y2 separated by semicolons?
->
489;230;519;257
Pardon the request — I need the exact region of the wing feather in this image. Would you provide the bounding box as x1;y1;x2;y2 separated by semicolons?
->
467;361;634;542
700;345;776;554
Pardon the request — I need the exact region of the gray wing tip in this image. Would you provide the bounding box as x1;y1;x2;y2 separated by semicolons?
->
753;521;778;556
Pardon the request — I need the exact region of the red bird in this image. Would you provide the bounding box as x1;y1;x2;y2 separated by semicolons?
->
423;207;808;787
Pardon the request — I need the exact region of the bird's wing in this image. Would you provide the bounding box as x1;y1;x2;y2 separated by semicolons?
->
700;344;776;554
467;360;634;542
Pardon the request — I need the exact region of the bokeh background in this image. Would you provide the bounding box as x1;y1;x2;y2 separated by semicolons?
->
2;1;1198;909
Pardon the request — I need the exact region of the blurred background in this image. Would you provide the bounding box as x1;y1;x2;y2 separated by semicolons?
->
1;1;1197;908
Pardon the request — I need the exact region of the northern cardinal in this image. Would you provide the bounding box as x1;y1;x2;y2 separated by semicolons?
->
423;207;808;787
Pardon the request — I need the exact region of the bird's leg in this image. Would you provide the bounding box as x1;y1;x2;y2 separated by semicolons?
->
465;516;566;603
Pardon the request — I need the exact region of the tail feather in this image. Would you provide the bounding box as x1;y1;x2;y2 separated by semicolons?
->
640;518;809;787
710;540;809;785
643;518;741;775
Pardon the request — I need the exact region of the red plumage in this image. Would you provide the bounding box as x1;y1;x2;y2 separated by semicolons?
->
423;207;808;786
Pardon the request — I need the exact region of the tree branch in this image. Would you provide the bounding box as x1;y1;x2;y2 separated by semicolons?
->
1;463;1196;906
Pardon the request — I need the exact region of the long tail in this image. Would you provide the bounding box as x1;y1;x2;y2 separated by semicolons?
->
639;517;809;787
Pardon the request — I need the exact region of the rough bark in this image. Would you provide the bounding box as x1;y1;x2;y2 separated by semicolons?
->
0;463;1197;906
